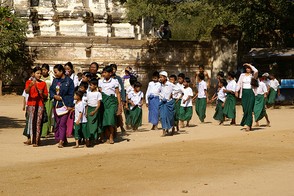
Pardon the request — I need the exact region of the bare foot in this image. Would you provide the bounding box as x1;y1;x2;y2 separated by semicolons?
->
254;123;260;127
266;121;271;127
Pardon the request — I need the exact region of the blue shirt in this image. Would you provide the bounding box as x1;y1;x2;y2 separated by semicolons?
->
50;76;74;108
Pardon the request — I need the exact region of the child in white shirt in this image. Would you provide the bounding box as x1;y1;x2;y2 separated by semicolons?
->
211;79;227;125
128;82;144;131
179;77;193;128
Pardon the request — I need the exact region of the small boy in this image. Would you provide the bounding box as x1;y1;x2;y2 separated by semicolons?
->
87;78;102;144
193;73;209;123
223;71;237;125
179;77;193;128
253;74;270;127
78;81;89;106
125;75;138;129
211;79;227;125
146;71;161;130
73;91;88;148
128;81;144;131
267;74;280;107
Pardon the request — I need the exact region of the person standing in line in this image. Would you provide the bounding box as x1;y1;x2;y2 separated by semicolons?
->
24;66;48;147
179;77;193;128
235;63;258;131
86;78;102;145
158;71;175;136
193;73;209;123
253;74;271;127
128;82;144;131
98;66;121;144
223;71;237;125
64;62;79;88
267;74;280;107
40;64;54;137
211;79;227;125
50;64;75;148
73;91;88;148
146;71;161;130
125;76;137;130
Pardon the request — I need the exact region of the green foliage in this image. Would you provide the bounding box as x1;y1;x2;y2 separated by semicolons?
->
122;0;294;47
0;6;32;85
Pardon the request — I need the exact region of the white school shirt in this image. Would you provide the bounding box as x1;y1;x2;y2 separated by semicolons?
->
87;91;102;107
74;101;87;123
269;79;280;91
70;74;79;88
242;75;252;89
181;87;193;107
172;83;184;99
126;86;134;95
226;80;237;92
217;86;226;102
98;78;119;96
145;81;161;104
159;81;174;101
197;80;207;98
22;90;29;103
82;93;88;106
128;91;144;110
253;80;268;96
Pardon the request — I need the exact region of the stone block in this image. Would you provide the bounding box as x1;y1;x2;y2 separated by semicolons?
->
39;20;56;36
112;23;135;38
93;23;108;37
59;20;87;36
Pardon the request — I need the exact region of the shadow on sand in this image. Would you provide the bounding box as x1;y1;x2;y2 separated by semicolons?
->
0;116;25;130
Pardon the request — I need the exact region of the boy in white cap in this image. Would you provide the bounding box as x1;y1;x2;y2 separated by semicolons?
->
158;71;175;136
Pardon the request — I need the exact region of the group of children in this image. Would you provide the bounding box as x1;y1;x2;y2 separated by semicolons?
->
23;62;280;147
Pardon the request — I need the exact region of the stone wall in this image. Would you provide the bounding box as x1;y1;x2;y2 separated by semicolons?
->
26;36;238;91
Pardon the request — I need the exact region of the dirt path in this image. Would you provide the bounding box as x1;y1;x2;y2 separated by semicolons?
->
0;95;293;195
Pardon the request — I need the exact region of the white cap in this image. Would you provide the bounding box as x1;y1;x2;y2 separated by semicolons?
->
262;73;269;77
159;71;168;77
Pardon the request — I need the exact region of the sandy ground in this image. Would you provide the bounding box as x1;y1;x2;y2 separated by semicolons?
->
0;95;294;196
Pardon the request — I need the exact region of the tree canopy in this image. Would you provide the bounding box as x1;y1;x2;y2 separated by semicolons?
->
0;6;32;93
122;0;294;47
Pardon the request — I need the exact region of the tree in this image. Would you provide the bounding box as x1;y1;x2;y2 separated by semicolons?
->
0;6;32;95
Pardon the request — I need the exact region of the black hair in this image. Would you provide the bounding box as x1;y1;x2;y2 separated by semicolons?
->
41;64;50;71
75;90;84;99
89;78;98;86
90;62;99;70
169;74;177;81
184;77;191;83
130;75;137;86
219;78;227;86
33;66;42;73
54;64;65;74
152;71;159;78
217;71;224;78
258;73;263;78
178;73;185;79
198;73;205;80
64;62;74;71
109;64;117;70
251;78;259;88
134;81;142;88
77;72;83;77
103;65;113;73
228;71;235;78
199;64;204;69
83;72;91;78
90;73;97;79
79;81;89;90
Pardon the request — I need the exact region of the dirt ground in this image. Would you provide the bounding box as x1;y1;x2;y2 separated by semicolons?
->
0;95;293;196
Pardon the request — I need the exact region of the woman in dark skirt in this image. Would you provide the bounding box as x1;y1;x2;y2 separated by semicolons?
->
236;63;258;131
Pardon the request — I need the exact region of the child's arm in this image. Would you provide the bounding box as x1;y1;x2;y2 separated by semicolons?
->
205;89;209;102
192;93;198;101
183;95;191;104
90;100;100;116
76;112;82;125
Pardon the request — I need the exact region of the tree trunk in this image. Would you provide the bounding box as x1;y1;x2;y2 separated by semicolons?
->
0;80;2;96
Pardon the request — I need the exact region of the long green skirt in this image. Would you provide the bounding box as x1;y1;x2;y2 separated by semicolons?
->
267;88;277;105
87;106;98;140
41;99;53;137
213;100;224;122
240;89;255;127
129;106;142;128
223;93;236;119
174;99;181;125
179;106;193;121
102;93;118;128
124;103;131;126
74;123;88;140
195;98;207;122
254;94;266;122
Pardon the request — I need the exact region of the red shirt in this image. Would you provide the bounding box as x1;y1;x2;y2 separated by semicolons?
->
25;80;48;106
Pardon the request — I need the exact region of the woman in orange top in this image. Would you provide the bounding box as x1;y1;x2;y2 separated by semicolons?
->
24;66;48;147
